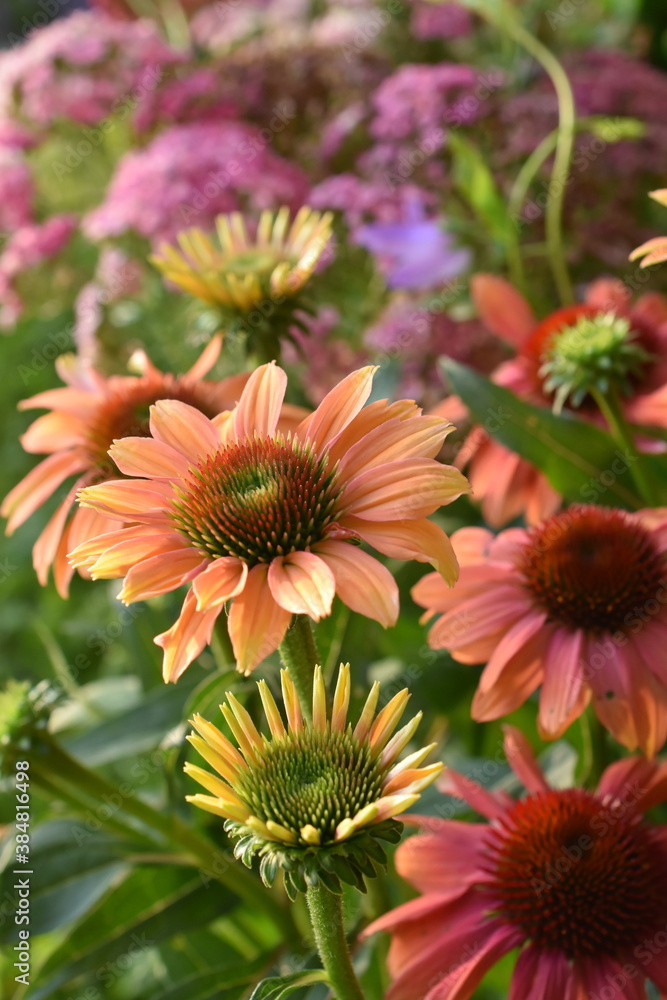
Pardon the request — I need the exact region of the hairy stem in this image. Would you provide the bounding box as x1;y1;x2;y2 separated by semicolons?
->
279;615;320;721
306;884;365;1000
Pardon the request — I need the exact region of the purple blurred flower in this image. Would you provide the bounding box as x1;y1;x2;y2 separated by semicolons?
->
410;1;473;41
310;174;435;229
0;214;76;328
354;205;470;289
82;121;309;246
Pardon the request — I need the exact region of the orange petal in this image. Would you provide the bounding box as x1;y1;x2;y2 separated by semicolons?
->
471;273;536;348
18;385;98;416
2;450;88;533
296;366;378;453
192;557;247;610
326;399;420;467
343;516;459;586
342;459;470;521
119;550;208;603
267;551;335;620
109;437;189;480
32;474;86;587
20;411;87;454
185;334;222;380
70;523;157;568
337;415;452;481
227;564;292;675
149;399;219;459
77;479;173;523
89;531;191;578
314;539;398;627
233;362;287;440
155;589;222;682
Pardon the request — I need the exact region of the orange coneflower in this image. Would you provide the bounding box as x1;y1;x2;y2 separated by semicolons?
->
72;362;469;680
1;337;249;596
413;506;667;755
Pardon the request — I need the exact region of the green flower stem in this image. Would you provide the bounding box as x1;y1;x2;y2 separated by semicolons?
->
464;0;575;304
585;711;613;788
590;386;658;507
306;884;365;1000
279;615;320;721
212;615;235;671
26;731;291;930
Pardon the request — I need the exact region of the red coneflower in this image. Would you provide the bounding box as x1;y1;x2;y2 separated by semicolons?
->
365;726;667;1000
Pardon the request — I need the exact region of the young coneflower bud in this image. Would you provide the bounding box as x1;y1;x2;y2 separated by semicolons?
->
538;311;652;413
150;206;333;314
184;664;442;898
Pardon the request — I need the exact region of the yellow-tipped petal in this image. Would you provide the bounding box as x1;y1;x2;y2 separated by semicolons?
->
385;743;438;779
266;820;298;844
331;663;351;732
383;762;443;797
222;704;260;764
300;824;321;845
353;681;380;743
312;665;327;732
183;762;234;800
380;712;424;768
369;689;411;755
225;692;263;749
186;734;242;784
247;815;285;843
372;793;420;823
281;669;303;732
257;680;286;739
185;793;248;823
189;715;245;768
334;803;379;841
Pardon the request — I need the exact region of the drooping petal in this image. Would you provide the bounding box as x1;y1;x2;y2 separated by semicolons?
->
394;822;488;895
227;564;292;675
596;756;667;815
119;550;208;603
314;539;399;627
88;530;190;579
32;475;86;588
345;516;459;586
423;922;522;1000
267;551;335;620
471;273;537;348
342;459;470;521
509;946;574;1000
472;621;547;720
155;589;222;682
233;361;287;440
440;768;510;820
149;399;219;459
2;450;88;533
296;366;377;453
20;411;87;454
109;437;190;480
77;479;174;523
538;628;586;738
503;726;550;795
192;557;248;610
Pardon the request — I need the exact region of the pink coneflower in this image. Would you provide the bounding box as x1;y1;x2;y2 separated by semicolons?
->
72;362;468;681
2;337;249;597
365;726;667;1000
412;506;667;755
438;274;667;527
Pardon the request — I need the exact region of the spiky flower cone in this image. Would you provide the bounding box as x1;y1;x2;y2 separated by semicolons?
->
185;664;442;898
150;206;333;312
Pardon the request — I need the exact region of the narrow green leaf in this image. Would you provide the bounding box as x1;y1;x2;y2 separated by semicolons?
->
248;970;330;1000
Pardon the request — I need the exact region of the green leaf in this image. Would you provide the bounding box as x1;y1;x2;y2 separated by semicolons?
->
448;133;514;246
28;869;237;1000
248;970;330;999
62;671;201;765
441;358;656;509
147;956;274;1000
0;821;133;942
